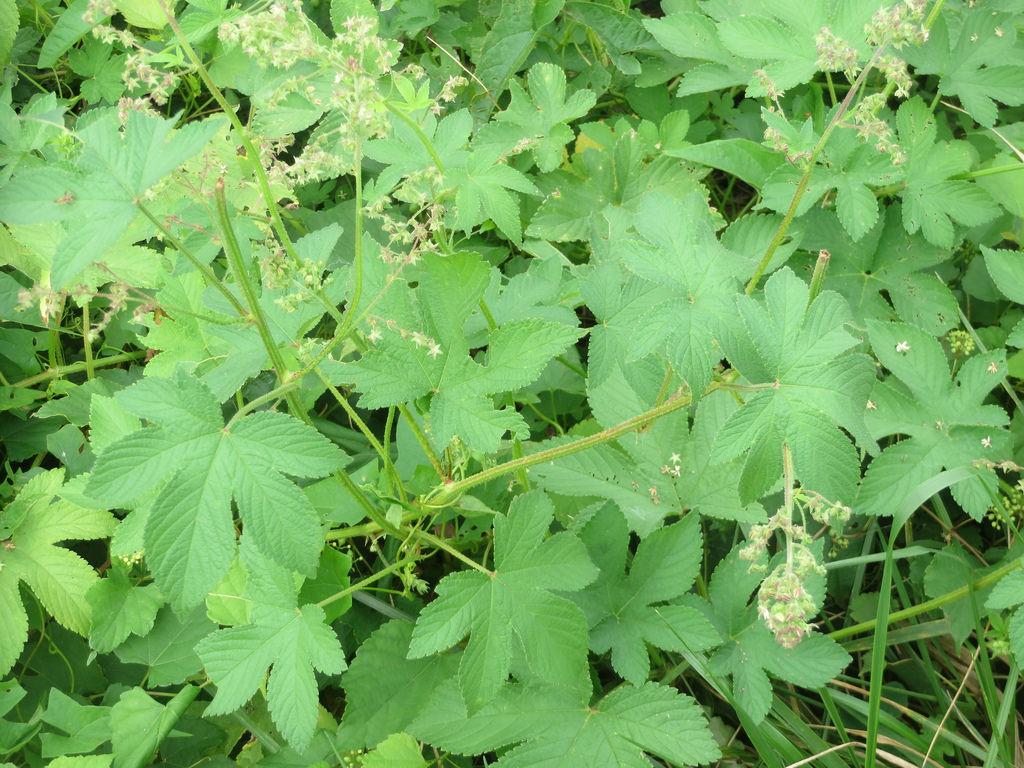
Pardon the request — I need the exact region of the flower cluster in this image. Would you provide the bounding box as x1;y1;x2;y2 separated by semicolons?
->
757;565;819;648
987;482;1024;531
850;93;906;165
865;0;929;50
364;316;442;359
815;27;860;80
753;68;784;104
219;7;399;183
947;329;976;357
122;53;179;106
741;486;853;647
763;124;813;166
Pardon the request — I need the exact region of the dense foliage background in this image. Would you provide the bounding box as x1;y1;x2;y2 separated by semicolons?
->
1;0;1024;766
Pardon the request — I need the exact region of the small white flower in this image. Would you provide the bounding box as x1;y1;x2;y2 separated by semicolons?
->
427;342;442;359
981;436;992;448
866;400;877;410
987;361;999;374
895;340;911;353
669;452;681;464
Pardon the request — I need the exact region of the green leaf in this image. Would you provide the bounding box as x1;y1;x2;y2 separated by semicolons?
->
410;677;720;767
110;689;167;767
910;11;1024;128
408;491;596;711
713;267;874;503
38;0;105;68
115;606;213;686
86;564;163;653
196;542;347;750
86;375;346;609
0;0;17;69
895;98;998;247
339;620;461;750
361;733;426;768
450;150;538;243
616;191;742;396
475;62;596;173
0;469;115;676
762;127;897;242
984;245;1024;304
859;321;1009;520
343;252;581;452
667;139;785;189
802;207;959;335
330;0;377;35
575;506;719;684
40;691;110;758
0;111;220;287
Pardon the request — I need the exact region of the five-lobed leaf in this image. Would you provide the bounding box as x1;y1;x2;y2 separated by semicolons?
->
858;321;1009;520
407;491;597;711
575;506;720;685
713;267;874;504
196;542;347;750
85;374;346;610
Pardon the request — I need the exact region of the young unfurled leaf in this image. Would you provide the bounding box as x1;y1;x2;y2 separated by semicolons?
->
86;375;347;609
0;469;115;676
407;491;597;711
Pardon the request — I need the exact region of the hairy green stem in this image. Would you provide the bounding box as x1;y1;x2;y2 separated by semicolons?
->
745;50;882;294
425;387;693;507
829;556;1022;641
11;351;145;388
214;180;303;416
160;0;344;328
136;203;248;318
318;552;421;609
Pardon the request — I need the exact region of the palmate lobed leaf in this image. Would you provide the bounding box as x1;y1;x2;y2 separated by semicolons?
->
407;490;597;711
342;251;582;453
85;374;347;610
196;541;347;750
713;267;874;505
0;469;115;676
858;321;1010;520
575;506;720;685
410;676;720;768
